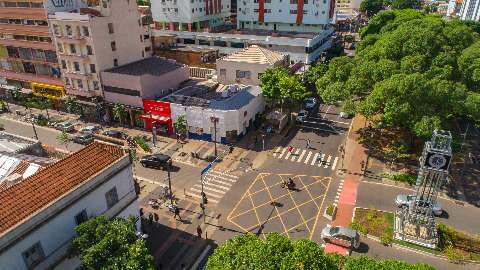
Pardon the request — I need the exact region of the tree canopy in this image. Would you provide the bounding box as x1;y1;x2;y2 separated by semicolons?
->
315;9;480;138
207;233;434;270
260;67;309;110
360;0;385;17
72;215;154;270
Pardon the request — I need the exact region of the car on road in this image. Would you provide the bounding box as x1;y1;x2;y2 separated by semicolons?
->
73;133;94;145
140;154;171;169
321;225;360;249
296;110;308;123
395;194;443;216
102;130;127;139
305;97;317;110
339;112;351;119
55;121;75;132
79;125;101;134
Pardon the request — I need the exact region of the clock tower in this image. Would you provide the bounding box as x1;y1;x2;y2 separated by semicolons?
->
394;130;452;248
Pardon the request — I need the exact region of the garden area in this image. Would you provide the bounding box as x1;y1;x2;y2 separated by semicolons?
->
351;208;394;246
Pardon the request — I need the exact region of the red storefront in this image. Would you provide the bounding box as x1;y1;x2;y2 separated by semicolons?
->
140;99;173;135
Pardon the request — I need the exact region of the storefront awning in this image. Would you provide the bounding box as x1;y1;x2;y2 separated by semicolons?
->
140;114;170;123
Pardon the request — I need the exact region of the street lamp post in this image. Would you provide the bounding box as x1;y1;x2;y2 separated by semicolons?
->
167;160;173;205
31;121;38;140
210;116;219;157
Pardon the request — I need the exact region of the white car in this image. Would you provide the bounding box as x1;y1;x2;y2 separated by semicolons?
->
305;97;317;110
79;125;101;134
296;110;308;123
55;121;75;132
339;112;351;119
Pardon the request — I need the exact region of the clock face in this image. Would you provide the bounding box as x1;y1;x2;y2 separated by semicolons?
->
428;154;447;169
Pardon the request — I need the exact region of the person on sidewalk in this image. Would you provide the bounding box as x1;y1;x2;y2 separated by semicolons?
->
174;206;181;220
288;146;293;153
306;139;311;149
197;225;203;238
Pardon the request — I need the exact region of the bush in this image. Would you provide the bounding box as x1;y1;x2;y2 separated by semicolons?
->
391;173;417;185
380;229;393;246
350;221;368;235
134;136;151;152
444;244;465;263
326;205;335;216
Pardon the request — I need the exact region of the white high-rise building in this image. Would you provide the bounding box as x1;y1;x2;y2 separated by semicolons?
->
236;0;333;32
151;0;232;31
459;0;480;21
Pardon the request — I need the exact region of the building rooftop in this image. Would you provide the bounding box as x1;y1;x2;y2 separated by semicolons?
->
219;45;286;65
0;142;126;234
104;57;185;77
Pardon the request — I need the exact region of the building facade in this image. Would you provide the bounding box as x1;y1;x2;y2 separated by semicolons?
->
0;0;87;99
0;142;140;270
48;0;146;99
459;0;480;20
151;0;232;31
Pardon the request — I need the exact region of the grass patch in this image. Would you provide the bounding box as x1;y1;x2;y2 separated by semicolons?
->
134;136;151;153
352;208;394;245
380;172;417;186
437;224;480;262
326;205;335;216
393;239;443;256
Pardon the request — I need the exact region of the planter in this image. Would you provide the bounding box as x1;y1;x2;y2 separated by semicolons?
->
323;204;337;221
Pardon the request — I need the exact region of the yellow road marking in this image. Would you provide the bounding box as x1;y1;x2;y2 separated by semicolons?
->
246;190;263;236
261;174;290;237
227;173;271;221
309;176;332;240
285;175;311;233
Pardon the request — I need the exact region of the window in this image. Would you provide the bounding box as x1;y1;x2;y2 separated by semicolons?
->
75;209;88;225
108;23;114;34
220;69;226;76
111;41;116;51
74;62;80;71
86;45;93;55
82;26;90;37
90;64;96;73
22;242;45;268
66;25;72;36
31;2;44;8
113;59;118;66
77;79;83;89
61;60;66;69
17;2;29;8
290;9;297;14
254;8;259;12
57;43;63;53
303;10;308;14
236;70;251;79
290;0;298;3
53;24;61;36
105;187;119;208
69;44;76;54
265;9;271;13
304;0;308;3
93;81;100;90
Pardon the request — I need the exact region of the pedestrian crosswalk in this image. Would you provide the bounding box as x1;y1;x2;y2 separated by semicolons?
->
272;147;339;171
185;170;239;204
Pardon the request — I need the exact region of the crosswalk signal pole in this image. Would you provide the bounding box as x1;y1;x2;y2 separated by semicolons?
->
200;174;207;224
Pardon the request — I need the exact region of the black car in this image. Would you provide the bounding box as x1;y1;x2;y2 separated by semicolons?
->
140;154;171;169
102;130;126;139
73;133;94;145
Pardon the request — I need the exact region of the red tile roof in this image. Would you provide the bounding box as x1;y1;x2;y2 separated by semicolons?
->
0;142;126;234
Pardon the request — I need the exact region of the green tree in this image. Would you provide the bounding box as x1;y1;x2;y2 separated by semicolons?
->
360;0;385;17
38;98;52;121
112;103;128;126
259;67;290;108
391;0;421;9
173;115;187;135
72;215;154;270
465;92;480;125
278;75;309;110
302;63;328;90
64;96;79;114
57;131;71;150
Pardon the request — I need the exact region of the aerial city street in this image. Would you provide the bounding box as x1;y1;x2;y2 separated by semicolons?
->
0;0;479;269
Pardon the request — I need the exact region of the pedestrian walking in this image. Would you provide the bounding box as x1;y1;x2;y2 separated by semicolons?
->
148;213;153;224
306;139;311;149
173;206;180;220
197;225;203;238
288;146;293;153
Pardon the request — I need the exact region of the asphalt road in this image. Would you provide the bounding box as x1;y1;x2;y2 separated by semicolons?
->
357;181;480;235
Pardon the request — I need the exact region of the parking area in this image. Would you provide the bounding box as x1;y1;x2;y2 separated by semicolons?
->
227;173;331;240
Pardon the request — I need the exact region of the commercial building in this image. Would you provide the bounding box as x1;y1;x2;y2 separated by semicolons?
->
0;142;140;270
100;57;189;127
459;0;480;20
0;0;87;99
48;0;147;99
333;0;362;22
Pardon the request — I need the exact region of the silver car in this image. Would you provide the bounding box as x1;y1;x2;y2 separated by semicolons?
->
55;121;75;132
395;194;443;216
321;225;360;249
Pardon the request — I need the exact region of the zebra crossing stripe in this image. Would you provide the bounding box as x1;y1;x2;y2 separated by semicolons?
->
311;153;319;165
331;157;338;170
304;151;312;164
291;149;300;161
205;174;237;183
202;181;230;190
297;149;306;163
318;153;325;167
324;155;332;168
186;192;219;203
207;178;233;186
195;184;226;194
284;150;292;160
189;187;223;198
277;147;288;159
273;146;282;157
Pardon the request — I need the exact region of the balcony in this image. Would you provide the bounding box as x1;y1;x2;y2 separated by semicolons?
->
0;69;63;86
58;52;90;62
0;39;54;50
56;35;92;44
0;24;50;36
0;56;59;67
63;70;92;80
0;8;47;20
65;86;99;98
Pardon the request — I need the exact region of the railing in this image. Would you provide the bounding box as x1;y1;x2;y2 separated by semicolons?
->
189;67;215;79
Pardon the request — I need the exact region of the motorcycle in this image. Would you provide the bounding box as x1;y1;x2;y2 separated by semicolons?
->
281;179;296;190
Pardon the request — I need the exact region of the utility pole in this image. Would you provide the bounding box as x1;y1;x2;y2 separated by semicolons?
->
167;160;173;205
31;121;38;140
200;174;207;224
149;111;156;147
210;116;219;157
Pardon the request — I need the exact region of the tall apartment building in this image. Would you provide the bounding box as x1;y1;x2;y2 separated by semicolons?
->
0;0;86;99
48;0;146;99
459;0;480;21
236;0;333;32
151;0;232;32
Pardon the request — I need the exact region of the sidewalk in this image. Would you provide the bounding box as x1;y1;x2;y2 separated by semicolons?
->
325;115;368;255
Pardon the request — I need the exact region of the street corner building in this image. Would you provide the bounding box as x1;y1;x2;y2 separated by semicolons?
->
0;142;141;270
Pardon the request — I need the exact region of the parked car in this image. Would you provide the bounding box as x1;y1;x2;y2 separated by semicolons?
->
55;121;75;132
305;97;317;110
79;125;101;134
102;130;127;139
296;110;308;123
73;133;94;145
395;194;443;216
140;154;171;169
321;225;360;249
339;112;351;119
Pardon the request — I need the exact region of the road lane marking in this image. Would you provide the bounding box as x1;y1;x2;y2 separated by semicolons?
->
331;157;338;170
311;153;319;165
277;147;288;159
273;146;282;157
291;149;300;161
297;149;306;163
324;155;332;168
189;187;223;198
284;149;292;160
304;151;312;164
318;153;325;167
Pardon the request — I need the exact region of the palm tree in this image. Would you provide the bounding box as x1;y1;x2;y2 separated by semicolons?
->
57;131;71;150
38;98;52;121
64;96;78;114
112;103;127;126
